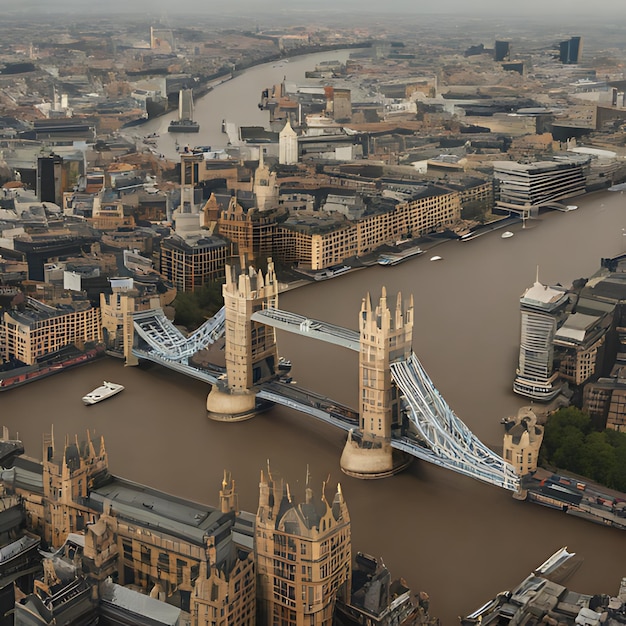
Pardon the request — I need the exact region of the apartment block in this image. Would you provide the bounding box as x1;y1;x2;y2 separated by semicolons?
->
276;189;461;270
1;297;101;365
160;235;230;292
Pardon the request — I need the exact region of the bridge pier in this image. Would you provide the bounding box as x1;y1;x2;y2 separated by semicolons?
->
206;388;258;422
341;432;412;479
340;288;414;479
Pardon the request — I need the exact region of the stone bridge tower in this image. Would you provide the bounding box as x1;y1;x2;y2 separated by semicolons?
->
207;259;279;420
341;288;413;478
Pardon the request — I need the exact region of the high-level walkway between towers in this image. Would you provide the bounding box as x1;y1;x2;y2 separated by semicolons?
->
251;308;360;351
132;306;520;492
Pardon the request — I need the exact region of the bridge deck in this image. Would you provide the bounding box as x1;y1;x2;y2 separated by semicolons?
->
258;381;358;431
251;308;360;351
131;304;520;493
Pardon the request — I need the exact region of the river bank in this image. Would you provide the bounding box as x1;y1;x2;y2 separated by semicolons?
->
2;189;624;624
134;42;372;126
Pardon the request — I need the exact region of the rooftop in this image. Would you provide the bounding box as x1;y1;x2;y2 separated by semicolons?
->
521;281;568;308
90;476;234;548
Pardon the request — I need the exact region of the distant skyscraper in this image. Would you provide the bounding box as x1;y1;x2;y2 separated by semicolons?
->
279;120;298;165
37;154;63;206
559;36;583;64
494;40;510;62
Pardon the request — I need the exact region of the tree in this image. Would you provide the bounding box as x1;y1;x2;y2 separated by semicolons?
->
540;406;626;490
173;280;224;331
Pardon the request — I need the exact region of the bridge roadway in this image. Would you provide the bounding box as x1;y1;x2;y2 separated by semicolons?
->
250;308;361;351
132;345;359;431
132;348;224;384
257;381;358;431
132;307;520;492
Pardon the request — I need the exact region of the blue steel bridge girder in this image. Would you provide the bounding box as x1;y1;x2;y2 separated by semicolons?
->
390;354;520;492
133;307;225;362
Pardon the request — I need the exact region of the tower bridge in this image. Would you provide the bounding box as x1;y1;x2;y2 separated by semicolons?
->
130;259;520;493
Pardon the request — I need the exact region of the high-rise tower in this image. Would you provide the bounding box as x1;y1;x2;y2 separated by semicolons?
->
559;36;583;64
513;274;569;401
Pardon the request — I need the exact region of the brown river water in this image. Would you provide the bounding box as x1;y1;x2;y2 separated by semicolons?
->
3;190;626;622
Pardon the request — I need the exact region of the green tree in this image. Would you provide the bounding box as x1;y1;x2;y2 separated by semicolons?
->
552;429;585;474
580;432;616;487
173;280;225;331
541;406;626;490
540;407;590;462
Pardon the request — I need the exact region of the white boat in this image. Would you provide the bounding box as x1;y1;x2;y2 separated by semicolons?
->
82;381;124;405
377;246;423;266
501;231;514;239
313;265;351;281
566;205;578;211
278;357;292;371
429;255;443;262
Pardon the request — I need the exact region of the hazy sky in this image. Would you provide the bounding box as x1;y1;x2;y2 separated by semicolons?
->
8;0;626;16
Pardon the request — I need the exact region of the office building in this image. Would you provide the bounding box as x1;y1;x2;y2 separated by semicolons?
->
514;277;569;401
583;376;626;432
1;297;101;365
160;235;230;292
36;154;63;206
559;36;583;64
553;300;611;387
494;40;510;62
493;160;586;218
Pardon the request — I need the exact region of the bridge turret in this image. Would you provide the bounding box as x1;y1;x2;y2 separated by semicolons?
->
341;289;413;478
207;259;279;420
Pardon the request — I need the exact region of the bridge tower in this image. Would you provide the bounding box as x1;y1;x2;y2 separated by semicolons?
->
207;259;279;420
341;288;413;478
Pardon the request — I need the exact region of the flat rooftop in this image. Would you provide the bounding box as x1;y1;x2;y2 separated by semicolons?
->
90;476;234;547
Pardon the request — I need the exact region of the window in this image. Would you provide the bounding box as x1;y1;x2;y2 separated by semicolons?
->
140;545;151;565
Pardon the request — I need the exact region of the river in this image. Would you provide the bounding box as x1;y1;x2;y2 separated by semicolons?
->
132;49;357;160
7;52;626;621
3;191;626;622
